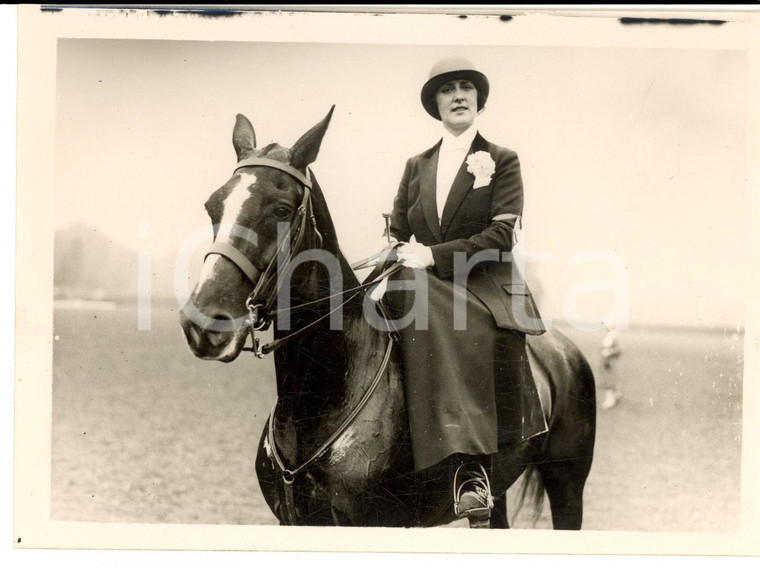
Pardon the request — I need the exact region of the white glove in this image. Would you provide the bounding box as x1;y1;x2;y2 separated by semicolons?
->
397;242;435;269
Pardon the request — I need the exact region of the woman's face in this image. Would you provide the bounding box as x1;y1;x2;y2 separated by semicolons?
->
435;79;478;135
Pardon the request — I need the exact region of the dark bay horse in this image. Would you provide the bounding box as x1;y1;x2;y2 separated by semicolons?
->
179;108;596;528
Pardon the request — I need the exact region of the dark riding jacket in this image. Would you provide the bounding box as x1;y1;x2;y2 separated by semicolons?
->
389;132;546;335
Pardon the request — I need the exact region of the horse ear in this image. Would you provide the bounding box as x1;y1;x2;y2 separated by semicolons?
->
290;106;335;171
232;114;257;161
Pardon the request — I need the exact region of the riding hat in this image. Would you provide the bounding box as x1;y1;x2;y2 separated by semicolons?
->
421;56;490;120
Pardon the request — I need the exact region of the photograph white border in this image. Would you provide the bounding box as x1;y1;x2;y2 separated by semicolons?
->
12;4;760;556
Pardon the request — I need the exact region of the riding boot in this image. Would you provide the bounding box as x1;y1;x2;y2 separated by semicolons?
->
453;455;494;528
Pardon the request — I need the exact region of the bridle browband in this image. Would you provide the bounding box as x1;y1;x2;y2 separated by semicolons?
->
234;156;313;189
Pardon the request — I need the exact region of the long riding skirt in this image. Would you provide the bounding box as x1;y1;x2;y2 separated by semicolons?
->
381;267;548;472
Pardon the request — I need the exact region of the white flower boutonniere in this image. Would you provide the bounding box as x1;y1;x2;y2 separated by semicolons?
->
466;151;496;188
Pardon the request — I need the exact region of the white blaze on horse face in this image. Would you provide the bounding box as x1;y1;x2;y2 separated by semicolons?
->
196;172;258;290
196;255;224;291
217;172;258;243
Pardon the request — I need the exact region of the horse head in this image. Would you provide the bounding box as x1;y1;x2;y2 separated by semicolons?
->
180;108;334;362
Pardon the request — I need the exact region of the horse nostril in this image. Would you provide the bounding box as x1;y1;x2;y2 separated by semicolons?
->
203;312;237;343
209;312;233;325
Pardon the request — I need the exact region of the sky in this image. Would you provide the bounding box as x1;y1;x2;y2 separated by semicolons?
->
54;34;749;328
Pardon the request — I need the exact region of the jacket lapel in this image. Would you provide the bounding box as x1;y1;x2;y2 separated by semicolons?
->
419;142;443;242
440;132;489;234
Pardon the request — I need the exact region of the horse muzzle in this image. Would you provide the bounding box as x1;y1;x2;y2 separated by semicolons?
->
179;302;249;362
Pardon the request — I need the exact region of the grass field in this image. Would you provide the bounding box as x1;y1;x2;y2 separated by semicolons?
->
51;305;743;531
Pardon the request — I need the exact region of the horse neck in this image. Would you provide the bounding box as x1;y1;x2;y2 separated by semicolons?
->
272;244;363;421
269;177;394;464
271;249;395;469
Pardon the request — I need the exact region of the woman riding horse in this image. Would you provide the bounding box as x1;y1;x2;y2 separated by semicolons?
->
384;56;547;522
181;96;595;528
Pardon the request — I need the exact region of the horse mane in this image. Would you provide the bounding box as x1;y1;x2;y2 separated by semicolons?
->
306;173;359;287
306;174;339;252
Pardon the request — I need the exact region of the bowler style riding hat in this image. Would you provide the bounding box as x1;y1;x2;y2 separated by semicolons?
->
421;56;490;120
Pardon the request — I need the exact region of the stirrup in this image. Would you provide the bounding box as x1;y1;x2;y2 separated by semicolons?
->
453;463;494;521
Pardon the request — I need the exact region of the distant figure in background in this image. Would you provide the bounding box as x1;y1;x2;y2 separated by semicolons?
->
600;321;622;409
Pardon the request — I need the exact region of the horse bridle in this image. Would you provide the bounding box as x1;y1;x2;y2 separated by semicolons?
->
204;156;322;356
202;156;404;523
204;156;403;359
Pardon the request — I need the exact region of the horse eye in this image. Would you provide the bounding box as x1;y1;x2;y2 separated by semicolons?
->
274;206;292;219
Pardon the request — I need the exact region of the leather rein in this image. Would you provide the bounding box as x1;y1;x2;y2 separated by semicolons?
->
203;157;402;522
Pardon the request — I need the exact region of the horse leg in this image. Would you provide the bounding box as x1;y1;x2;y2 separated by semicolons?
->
490;492;509;529
538;459;590;530
537;417;594;529
488;442;537;529
529;330;596;530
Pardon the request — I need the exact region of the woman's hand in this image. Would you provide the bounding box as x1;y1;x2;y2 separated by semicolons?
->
397;242;435;269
